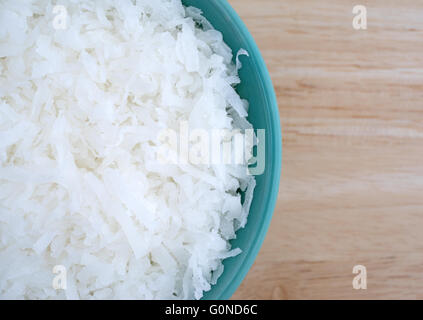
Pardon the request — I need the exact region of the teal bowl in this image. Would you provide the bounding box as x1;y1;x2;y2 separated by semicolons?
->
182;0;282;299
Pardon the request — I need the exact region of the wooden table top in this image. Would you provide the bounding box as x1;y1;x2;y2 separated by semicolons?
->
229;0;423;300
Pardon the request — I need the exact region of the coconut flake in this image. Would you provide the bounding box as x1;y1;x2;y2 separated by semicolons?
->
0;0;256;300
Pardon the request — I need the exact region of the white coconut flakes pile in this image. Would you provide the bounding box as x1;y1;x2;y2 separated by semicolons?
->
0;0;255;300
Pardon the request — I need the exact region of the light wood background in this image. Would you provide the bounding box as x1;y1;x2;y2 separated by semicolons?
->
229;0;423;300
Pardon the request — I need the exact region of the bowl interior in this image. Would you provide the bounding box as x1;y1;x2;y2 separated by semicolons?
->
182;0;281;299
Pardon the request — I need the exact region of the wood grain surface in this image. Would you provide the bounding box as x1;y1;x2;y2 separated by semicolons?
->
228;0;423;300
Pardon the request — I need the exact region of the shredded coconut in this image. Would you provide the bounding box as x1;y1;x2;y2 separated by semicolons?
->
0;0;255;300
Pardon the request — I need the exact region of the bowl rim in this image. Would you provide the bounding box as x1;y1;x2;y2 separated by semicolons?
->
208;0;282;300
